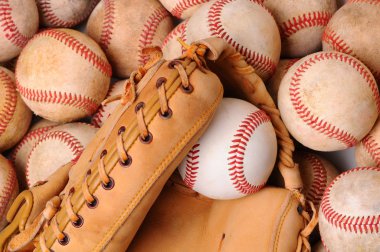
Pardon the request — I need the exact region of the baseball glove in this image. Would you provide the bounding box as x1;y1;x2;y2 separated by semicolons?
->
0;38;316;252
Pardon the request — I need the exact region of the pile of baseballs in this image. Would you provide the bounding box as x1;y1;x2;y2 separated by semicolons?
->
0;0;379;251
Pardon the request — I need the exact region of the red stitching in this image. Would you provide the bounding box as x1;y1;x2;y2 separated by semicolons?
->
183;143;200;189
0;0;31;48
91;83;117;128
362;134;380;166
161;19;188;53
138;7;171;66
0;69;16;138
228;110;270;194
38;0;100;27
32;29;112;77
289;52;380;147
281;11;332;38
320;167;380;234
304;153;327;207
322;27;353;55
284;58;299;72
0;159;17;218
99;0;115;51
171;0;209;18
207;0;276;77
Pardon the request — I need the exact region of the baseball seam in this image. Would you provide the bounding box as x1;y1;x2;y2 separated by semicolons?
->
320;167;380;234
289;52;380;147
25;130;85;187
304;153;327;208
0;160;17;218
99;0;115;51
183;143;200;189
91;83;117;128
281;11;332;38
0;69;16;138
161;19;188;54
362;134;380;166
207;0;276;77
138;7;170;66
0;0;31;48
228;110;269;194
171;0;209;18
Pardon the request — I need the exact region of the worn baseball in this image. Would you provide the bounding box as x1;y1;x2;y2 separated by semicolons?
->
263;0;337;57
36;0;100;28
10;119;59;189
0;0;39;62
92;79;125;128
0;67;32;152
159;0;210;19
322;0;380;82
25;123;97;187
16;28;111;123
319;167;380;251
162;0;281;80
178;98;277;200
266;58;298;104
162;20;189;60
278;51;380;151
0;154;18;231
86;0;174;78
294;152;339;209
355;119;380;167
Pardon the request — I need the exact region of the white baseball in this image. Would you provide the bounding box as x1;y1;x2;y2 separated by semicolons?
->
263;0;337;57
162;0;281;80
25;123;97;187
161;20;189;60
159;0;210;19
355;119;380;167
278;51;380;151
16;28;111;123
178;98;277;200
92;79;125;128
0;154;18;230
319;167;380;251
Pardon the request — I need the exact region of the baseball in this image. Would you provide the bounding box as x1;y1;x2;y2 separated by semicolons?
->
0;0;39;62
92;79;125;128
263;0;337;58
278;51;380;151
159;0;209;19
294;151;339;209
0;154;18;231
322;0;380;82
161;20;189;60
162;0;281;80
319;167;380;251
16;28;111;123
355;119;380;167
25;122;97;187
0;67;32;152
10;119;59;189
86;0;174;78
36;0;100;28
178;98;277;200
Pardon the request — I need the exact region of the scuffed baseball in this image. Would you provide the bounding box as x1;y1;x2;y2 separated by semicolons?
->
92;80;125;128
0;67;32;152
322;0;380;82
162;0;280;80
294;151;339;209
86;0;174;78
159;0;210;19
0;154;18;230
25;123;97;187
0;0;39;62
178;98;277;200
16;28;111;123
36;0;100;28
319;167;380;251
263;0;337;57
355;119;380;167
278;51;380;151
10;119;59;189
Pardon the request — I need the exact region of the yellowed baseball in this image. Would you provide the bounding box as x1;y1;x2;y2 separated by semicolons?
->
0;0;39;62
16;28;112;123
0;154;18;230
36;0;100;28
263;0;337;57
0;67;32;152
278;51;380;151
355;119;380;167
159;0;210;19
25;122;97;187
86;0;174;78
322;0;380;82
